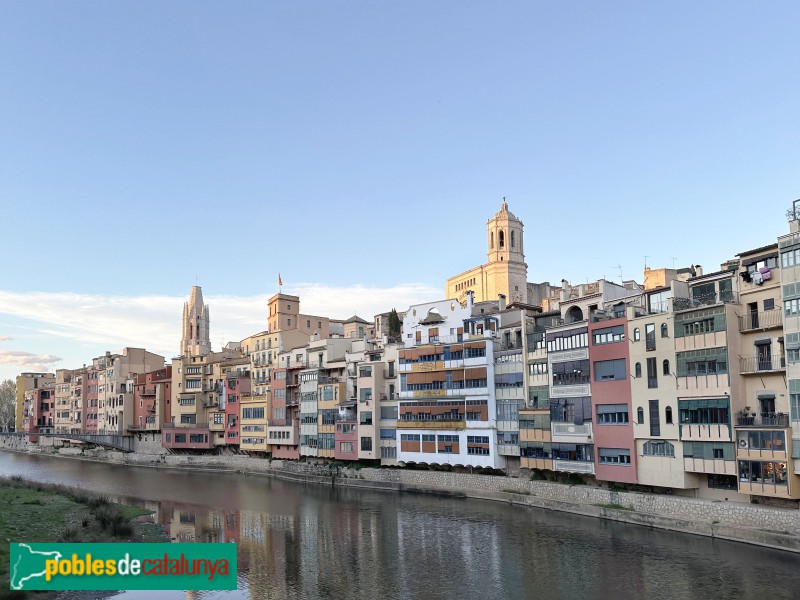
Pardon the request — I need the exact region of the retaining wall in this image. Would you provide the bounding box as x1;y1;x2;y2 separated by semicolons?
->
1;435;799;551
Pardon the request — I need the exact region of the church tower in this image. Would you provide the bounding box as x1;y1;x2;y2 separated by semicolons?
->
445;199;529;305
485;199;528;304
181;285;211;357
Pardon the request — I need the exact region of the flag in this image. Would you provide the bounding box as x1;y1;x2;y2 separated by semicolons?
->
278;273;283;286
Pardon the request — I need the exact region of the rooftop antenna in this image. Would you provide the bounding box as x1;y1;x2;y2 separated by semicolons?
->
644;255;649;270
614;265;623;283
671;257;678;269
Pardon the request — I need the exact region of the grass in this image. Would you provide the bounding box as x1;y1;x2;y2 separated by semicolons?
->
0;476;168;597
595;503;635;511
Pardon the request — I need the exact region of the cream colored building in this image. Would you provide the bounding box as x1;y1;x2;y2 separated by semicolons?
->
446;200;529;306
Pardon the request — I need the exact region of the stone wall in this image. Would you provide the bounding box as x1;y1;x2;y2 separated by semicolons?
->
1;437;799;548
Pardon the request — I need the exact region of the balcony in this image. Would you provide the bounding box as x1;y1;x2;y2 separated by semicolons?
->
739;356;785;374
673;291;738;312
384;370;397;379
551;421;593;443
553;459;595;474
738;309;782;332
736;413;790;428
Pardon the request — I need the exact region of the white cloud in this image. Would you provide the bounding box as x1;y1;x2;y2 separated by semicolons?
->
0;283;440;361
0;350;62;371
0;336;13;341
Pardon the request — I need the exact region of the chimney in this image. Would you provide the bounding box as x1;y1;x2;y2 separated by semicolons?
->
498;294;507;311
560;280;568;302
695;264;703;277
466;290;475;310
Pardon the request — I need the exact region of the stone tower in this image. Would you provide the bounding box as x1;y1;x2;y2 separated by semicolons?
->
181;285;210;357
485;199;528;304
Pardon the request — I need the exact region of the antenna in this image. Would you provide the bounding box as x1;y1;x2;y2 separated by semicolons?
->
671;257;678;269
614;265;623;283
644;255;649;269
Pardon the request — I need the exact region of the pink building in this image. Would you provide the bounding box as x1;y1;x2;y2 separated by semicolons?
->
224;372;248;447
589;315;638;484
334;404;358;461
85;369;99;433
269;367;301;459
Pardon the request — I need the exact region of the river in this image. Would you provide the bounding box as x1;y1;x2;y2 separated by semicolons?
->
0;452;798;600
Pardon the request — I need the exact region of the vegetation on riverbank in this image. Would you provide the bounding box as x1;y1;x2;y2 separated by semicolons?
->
0;475;166;599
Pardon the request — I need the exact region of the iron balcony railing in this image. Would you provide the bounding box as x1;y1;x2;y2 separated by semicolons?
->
736;413;790;428
739;356;786;374
738;309;783;332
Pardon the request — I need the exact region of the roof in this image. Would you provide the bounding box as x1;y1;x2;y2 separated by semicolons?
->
418;313;446;325
343;315;370;324
689;269;735;282
736;242;778;257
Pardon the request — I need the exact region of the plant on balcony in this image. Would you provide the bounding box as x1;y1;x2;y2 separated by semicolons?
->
738;406;751;417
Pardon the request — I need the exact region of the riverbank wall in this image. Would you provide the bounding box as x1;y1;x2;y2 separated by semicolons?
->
2;434;799;553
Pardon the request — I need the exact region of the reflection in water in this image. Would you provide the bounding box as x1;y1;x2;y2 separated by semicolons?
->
1;453;799;600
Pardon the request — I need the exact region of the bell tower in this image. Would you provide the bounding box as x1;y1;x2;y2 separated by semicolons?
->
486;199;528;304
181;285;211;357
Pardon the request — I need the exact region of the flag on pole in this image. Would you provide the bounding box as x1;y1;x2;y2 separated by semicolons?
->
278;273;283;286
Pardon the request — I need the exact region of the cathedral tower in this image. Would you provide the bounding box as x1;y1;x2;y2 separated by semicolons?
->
445;199;529;304
181;285;210;357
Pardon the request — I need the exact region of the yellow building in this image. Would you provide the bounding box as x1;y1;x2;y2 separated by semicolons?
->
446;200;529;305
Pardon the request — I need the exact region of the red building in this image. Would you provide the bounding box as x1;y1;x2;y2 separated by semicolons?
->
133;366;172;433
24;386;55;440
589;314;638;484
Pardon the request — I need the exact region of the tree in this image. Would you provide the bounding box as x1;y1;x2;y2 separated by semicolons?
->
0;379;15;432
388;308;402;337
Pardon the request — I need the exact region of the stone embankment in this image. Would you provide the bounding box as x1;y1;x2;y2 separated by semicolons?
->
2;434;799;552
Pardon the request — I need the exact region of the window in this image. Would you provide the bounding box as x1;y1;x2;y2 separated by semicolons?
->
660;323;669;338
678;400;730;425
649;400;660;436
361;437;372;452
213;413;223;425
764;298;775;311
662;360;670;376
665;406;673;424
592;325;625;345
552;360;590;386
380;428;396;440
511;230;515;248
646;358;657;388
380;406;398;420
635;362;642;378
782;248;800;268
598;448;631;465
708;474;737;490
597;404;629;424
792;393;800;421
339;442;354;453
645;324;656;351
594;359;626;382
643;440;674;457
633;328;640;342
637;407;644;424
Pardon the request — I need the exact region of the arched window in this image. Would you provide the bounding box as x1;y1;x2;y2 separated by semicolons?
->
490;232;494;249
637;407;644;424
661;323;669;338
635;362;642;378
566;306;584;323
665;406;673;424
663;359;670;375
511;230;515;248
633;328;641;341
499;230;505;248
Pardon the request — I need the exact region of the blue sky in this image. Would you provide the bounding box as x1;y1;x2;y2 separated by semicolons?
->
1;2;799;380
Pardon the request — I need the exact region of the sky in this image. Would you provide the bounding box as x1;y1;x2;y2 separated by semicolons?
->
1;2;799;381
